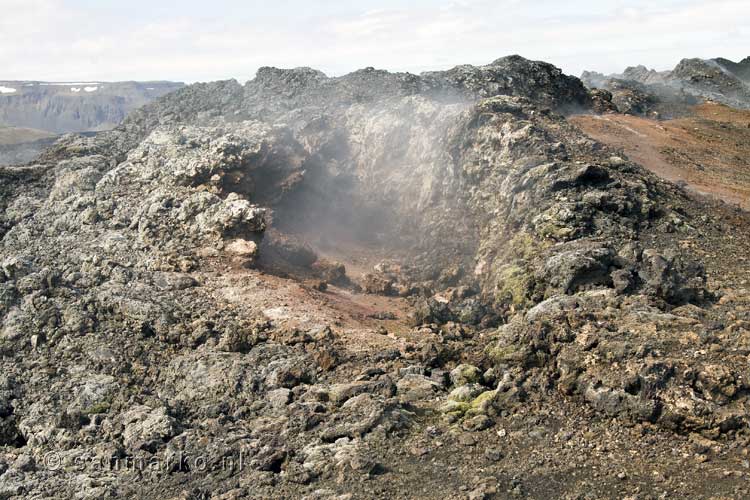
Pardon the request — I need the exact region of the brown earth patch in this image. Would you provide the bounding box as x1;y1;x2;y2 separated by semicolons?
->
571;103;750;210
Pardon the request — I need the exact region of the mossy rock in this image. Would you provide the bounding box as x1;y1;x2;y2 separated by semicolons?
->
450;364;483;386
465;390;498;417
537;223;576;241
448;383;485;402
493;264;533;308
486;343;531;366
471;390;497;408
440;400;471;417
506;232;539;260
442;390;500;420
84;402;111;415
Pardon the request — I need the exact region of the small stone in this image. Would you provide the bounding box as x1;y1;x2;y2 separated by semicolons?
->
399;365;424;376
267;388;292;409
121;406;180;452
462;415;494;432
458;433;477;446
484;448;503;462
311;325;334;341
225;239;259;258
469;488;490;500
689;432;716;454
429;369;448;387
348;453;381;476
13;454;36;472
309;280;328;292
425;426;441;438
482;368;497;387
396;374;442;402
410;446;429;457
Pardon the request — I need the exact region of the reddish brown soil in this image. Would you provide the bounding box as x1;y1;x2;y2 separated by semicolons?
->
571;103;750;210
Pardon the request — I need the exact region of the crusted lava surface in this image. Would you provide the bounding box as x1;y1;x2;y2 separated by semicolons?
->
2;56;750;499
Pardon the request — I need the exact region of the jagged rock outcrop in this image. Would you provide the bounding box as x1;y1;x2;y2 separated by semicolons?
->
582;56;750;116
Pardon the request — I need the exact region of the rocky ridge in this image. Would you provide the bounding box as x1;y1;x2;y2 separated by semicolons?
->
581;56;750;117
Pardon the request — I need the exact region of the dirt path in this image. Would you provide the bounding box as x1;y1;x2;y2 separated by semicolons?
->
571;103;750;210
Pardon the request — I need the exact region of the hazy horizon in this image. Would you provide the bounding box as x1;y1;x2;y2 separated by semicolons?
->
1;0;748;83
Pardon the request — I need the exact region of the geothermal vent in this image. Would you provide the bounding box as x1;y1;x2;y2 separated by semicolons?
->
3;55;748;498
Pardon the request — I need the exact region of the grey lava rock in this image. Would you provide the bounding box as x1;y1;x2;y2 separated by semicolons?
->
0;53;741;499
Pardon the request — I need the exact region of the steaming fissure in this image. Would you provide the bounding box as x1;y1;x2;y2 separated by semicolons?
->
2;55;750;498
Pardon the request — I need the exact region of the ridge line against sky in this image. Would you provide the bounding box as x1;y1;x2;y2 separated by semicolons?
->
1;0;748;83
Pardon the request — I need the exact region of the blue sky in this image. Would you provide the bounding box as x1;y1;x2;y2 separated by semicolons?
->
1;0;748;82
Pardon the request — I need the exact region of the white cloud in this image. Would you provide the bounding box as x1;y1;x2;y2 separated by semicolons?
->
0;0;747;82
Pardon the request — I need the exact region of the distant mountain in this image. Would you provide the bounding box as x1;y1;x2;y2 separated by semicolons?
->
0;81;184;133
714;56;750;82
581;56;750;115
0;80;184;165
